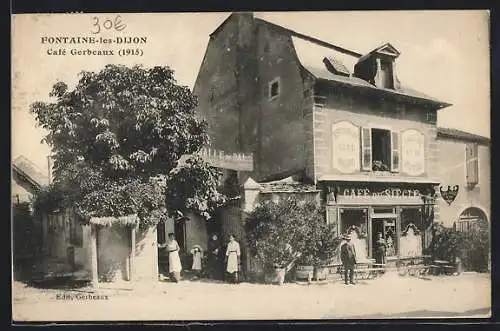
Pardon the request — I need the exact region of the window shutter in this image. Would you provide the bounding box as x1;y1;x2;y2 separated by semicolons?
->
391;130;400;172
466;143;479;185
361;127;372;171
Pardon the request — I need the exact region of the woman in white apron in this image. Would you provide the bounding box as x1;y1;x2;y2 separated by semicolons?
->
225;234;240;283
158;233;182;282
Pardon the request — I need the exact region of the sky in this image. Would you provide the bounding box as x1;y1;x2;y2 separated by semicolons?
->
11;11;490;176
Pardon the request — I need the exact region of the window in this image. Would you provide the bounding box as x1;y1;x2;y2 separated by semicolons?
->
455;219;478;233
69;210;83;247
455;207;486;233
340;208;368;259
362;128;400;172
380;60;394;89
268;78;280;100
466;143;479;187
426;111;437;124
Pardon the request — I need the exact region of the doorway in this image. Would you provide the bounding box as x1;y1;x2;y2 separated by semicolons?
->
371;216;397;259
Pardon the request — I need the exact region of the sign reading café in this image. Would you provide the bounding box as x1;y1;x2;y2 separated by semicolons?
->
331;121;360;174
341;187;421;199
401;129;425;176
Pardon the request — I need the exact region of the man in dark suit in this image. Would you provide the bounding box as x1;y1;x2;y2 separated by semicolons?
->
340;234;357;285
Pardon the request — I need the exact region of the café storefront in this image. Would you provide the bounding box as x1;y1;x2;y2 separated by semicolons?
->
324;180;437;265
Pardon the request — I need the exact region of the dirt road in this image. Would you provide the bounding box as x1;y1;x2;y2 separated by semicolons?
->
12;272;491;321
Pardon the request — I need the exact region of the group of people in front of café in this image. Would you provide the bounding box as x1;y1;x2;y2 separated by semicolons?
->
158;232;241;284
160;230;388;285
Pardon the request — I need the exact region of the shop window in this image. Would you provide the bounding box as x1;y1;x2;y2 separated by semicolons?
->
466;143;479;188
361;128;400;172
400;208;423;257
340;209;368;260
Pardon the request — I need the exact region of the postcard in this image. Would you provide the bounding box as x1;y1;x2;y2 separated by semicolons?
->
11;11;491;321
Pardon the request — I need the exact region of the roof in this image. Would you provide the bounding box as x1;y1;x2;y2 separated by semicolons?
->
256;18;362;58
323;57;350;76
291;36;450;108
12;156;49;189
357;42;401;62
259;176;320;194
302;63;447;106
437;127;490;144
209;13;451;109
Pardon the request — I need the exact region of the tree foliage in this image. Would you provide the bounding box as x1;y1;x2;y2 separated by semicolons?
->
245;197;337;269
31;64;226;225
426;220;490;272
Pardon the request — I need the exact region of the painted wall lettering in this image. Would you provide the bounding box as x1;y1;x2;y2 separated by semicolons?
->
332;121;360;173
401;129;425;176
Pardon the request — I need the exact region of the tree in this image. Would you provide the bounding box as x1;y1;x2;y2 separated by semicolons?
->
31;64;226;226
245;197;331;270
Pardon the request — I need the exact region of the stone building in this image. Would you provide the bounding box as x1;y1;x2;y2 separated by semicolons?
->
193;12;453;265
436;127;490;230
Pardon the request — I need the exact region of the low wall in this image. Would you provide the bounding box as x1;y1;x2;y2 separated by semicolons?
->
97;225;130;282
132;226;158;282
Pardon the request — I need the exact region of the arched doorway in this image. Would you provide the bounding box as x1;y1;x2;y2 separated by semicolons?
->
455;206;488;233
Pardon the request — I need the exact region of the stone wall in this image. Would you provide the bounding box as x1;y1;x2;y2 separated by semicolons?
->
436;139;490;227
97;224;130;282
312;88;438;181
132;226;158;282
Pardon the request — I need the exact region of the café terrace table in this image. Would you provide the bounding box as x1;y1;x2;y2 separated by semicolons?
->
433;259;451;275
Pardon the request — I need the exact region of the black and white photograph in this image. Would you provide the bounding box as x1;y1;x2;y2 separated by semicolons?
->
11;11;491;321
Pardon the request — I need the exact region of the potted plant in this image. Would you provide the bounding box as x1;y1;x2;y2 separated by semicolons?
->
245;198;315;285
313;225;343;281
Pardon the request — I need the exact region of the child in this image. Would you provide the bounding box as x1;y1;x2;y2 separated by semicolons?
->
190;245;203;278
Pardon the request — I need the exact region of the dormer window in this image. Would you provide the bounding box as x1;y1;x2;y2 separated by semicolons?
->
354;43;400;90
380;59;394;89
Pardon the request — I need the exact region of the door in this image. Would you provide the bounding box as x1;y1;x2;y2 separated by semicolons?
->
370;216;397;259
383;219;397;258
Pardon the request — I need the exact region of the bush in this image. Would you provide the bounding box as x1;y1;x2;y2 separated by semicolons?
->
245;197;337;271
426;220;490;272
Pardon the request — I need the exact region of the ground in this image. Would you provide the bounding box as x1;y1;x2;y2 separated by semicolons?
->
12;272;491;321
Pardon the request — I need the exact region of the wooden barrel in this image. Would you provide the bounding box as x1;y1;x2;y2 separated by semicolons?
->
295;265;314;280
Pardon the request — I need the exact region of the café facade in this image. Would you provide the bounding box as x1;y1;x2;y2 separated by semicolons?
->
193;13;451;267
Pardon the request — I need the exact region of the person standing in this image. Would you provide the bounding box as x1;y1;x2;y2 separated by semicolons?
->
225;234;241;284
374;232;387;267
340;234;357;285
208;233;221;280
158;233;182;282
190;245;203;278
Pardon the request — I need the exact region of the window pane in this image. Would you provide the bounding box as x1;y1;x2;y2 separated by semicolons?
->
400;208;423;257
340;209;368;260
392;151;399;170
363;148;372;168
